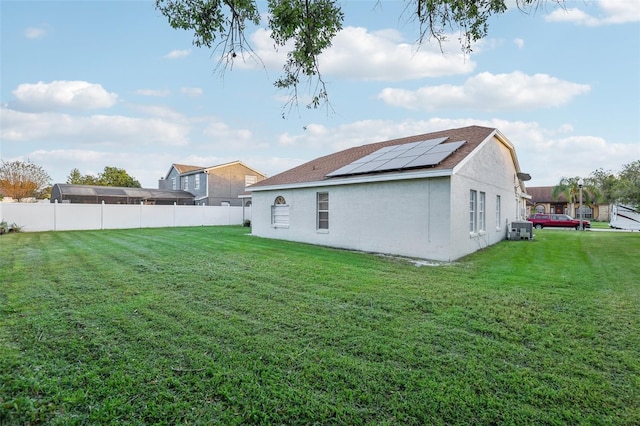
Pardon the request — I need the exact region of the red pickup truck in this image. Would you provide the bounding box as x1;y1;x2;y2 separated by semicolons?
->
527;213;591;229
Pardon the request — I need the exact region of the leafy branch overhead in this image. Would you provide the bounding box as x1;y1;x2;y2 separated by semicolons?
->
155;0;562;110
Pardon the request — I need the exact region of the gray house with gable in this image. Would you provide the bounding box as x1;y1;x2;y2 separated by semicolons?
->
159;161;266;206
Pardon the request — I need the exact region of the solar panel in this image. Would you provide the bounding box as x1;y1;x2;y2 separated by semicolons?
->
326;136;466;178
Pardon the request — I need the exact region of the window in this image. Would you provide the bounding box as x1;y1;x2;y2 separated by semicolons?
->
172;177;177;190
479;192;486;232
183;176;189;190
194;174;200;190
469;190;477;233
535;205;545;214
271;196;289;227
317;192;329;230
245;175;258;187
495;195;501;230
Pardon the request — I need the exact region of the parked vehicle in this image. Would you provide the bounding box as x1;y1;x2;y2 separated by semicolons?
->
527;213;591;230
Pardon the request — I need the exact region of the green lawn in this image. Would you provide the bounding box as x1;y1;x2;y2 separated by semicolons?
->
1;227;639;425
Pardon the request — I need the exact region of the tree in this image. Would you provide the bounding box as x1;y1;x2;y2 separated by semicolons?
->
0;160;52;201
155;0;563;110
98;166;142;188
66;167;141;188
552;176;597;217
588;168;618;205
614;160;640;208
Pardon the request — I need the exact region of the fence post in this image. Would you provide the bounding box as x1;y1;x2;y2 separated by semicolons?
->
173;202;176;227
140;201;143;229
54;199;58;231
101;200;105;230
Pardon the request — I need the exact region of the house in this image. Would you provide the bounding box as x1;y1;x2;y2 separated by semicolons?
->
50;184;195;205
248;126;530;262
526;186;609;221
159;161;266;206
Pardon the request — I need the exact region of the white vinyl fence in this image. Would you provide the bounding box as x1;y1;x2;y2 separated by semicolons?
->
0;201;251;232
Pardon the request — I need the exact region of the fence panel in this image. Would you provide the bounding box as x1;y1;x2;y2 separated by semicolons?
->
0;202;251;232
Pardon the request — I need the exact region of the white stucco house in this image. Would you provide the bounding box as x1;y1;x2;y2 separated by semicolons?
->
248;126;530;261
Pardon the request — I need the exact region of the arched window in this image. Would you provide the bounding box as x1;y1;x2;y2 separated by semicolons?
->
535;205;545;214
272;195;289;227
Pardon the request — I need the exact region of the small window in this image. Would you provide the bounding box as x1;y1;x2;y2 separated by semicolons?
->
245;175;258;187
194;174;200;190
495;195;501;230
172;177;177;190
317;192;329;230
469;190;477;233
183;176;189;190
272;196;289;227
535;205;545;214
479;191;486;232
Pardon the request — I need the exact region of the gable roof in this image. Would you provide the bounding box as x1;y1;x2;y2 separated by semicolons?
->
527;186;568;203
167;161;267;179
251;126;501;189
172;164;204;174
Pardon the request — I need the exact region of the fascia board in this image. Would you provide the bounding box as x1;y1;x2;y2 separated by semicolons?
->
249;169;454;192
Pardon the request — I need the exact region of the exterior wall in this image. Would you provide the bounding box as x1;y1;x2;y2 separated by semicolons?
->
206;163;263;206
161;168;181;191
448;136;518;260
251;177;454;261
182;171;207;203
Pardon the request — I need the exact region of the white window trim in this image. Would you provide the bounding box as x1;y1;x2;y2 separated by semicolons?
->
469;189;477;236
183;176;189;191
479;191;486;233
495;195;502;231
194;174;200;190
317;192;329;232
172;177;177;190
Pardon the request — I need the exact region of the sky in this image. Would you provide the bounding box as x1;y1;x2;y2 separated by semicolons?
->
1;0;639;189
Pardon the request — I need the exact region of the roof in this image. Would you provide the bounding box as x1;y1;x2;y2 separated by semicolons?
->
52;184;195;200
251;126;498;189
172;164;204;174
527;186;568;203
168;161;267;178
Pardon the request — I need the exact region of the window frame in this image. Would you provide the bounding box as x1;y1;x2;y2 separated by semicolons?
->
317;192;329;231
171;177;177;190
271;196;289;228
469;189;477;234
183;176;189;191
194;174;200;190
479;191;486;233
495;195;501;231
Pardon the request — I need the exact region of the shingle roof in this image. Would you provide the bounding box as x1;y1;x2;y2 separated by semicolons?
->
251;125;497;188
527;186;567;203
173;164;204;174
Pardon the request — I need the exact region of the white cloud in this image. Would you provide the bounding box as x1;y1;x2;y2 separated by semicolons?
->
164;49;191;59
25;26;47;39
234;26;475;80
181;87;203;97
377;71;590;111
514;38;525;49
11;81;118;112
135;89;171;97
0;107;189;146
545;0;640;26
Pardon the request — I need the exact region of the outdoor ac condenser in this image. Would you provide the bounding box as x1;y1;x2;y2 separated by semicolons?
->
509;221;533;240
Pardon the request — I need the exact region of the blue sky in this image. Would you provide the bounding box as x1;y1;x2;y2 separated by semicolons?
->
1;0;639;189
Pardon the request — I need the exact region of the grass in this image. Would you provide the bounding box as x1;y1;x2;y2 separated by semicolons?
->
1;226;638;425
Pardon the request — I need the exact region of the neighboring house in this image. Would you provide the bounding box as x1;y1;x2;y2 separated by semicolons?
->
249;126;531;262
526;186;609;221
50;184;195;205
159;161;266;206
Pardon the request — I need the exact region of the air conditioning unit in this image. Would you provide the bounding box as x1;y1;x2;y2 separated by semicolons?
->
509;221;533;240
